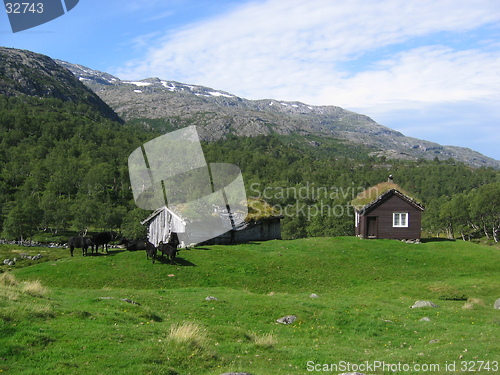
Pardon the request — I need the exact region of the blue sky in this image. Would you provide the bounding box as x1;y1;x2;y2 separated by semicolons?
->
2;0;500;160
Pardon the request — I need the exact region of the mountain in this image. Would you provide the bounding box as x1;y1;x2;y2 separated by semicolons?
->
0;48;155;240
1;47;499;240
56;60;500;169
0;47;122;123
0;47;496;168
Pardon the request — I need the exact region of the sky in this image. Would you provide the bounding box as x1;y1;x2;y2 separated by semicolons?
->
1;0;500;160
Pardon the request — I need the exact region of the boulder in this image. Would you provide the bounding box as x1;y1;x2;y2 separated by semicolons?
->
410;301;438;308
494;298;500;309
205;296;219;301
277;315;297;324
309;293;319;298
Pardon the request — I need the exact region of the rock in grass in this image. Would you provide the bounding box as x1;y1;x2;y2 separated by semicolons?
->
494;298;500;309
205;296;219;301
410;301;438;309
277;315;297;324
121;298;140;305
309;293;319;298
420;317;431;321
220;373;253;375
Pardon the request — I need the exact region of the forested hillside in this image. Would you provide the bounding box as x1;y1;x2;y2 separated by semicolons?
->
201;135;500;240
0;95;155;240
1;48;499;243
2;93;498;242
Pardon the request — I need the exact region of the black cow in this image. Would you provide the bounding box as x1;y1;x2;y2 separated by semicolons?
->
91;231;117;254
68;236;94;257
168;232;180;249
145;241;157;264
119;238;149;251
157;241;178;264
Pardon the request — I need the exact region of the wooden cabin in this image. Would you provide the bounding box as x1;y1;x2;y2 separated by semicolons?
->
352;178;425;240
141;201;282;247
205;216;282;245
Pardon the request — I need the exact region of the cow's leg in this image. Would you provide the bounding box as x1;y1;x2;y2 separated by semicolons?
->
70;246;74;257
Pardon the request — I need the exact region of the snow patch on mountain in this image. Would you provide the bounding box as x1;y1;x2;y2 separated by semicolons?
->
126;81;152;87
208;91;234;98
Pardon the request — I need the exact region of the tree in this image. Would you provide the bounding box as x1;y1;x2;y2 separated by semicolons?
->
121;207;149;239
440;193;474;240
470;183;500;242
71;194;99;235
2;196;43;241
39;191;72;233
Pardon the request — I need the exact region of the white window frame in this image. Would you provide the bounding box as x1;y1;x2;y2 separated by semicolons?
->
393;212;409;228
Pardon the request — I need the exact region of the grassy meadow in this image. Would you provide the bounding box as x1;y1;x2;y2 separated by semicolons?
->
0;237;499;374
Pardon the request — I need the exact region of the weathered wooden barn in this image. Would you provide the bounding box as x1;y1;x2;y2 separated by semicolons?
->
141;204;282;247
352;178;425;240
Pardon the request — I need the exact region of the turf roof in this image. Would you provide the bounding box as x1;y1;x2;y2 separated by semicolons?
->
245;198;283;222
350;182;419;210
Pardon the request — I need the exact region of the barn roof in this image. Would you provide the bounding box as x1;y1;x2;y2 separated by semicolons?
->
351;182;424;213
245;198;284;222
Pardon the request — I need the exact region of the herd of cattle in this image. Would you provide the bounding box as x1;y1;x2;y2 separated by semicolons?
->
67;231;180;264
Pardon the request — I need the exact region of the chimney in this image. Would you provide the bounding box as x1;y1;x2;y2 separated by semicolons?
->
388;174;394;183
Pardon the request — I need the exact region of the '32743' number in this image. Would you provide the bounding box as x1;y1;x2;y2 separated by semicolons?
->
5;3;44;14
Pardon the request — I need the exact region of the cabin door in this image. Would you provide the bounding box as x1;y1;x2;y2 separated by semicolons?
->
367;216;378;238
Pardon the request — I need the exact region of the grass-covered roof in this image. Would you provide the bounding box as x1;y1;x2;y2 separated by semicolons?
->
245;198;283;222
351;182;420;210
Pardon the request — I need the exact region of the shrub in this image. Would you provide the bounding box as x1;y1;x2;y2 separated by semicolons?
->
0;272;18;287
168;322;207;348
22;280;49;298
248;331;277;348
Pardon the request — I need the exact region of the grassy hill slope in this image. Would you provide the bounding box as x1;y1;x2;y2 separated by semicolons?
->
1;237;499;374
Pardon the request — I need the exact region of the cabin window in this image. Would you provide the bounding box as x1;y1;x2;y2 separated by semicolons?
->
393;212;408;227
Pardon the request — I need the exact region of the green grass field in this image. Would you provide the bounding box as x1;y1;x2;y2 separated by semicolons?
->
1;237;499;374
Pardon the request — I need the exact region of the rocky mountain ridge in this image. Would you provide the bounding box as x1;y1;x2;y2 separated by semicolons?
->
0;47;496;168
56;60;499;168
0;47;122;123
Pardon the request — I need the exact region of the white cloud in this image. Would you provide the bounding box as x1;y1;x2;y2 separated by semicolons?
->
114;0;500;159
116;0;500;101
323;45;500;109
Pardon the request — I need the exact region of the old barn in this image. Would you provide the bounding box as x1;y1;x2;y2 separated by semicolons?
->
352;178;425;240
141;200;282;247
